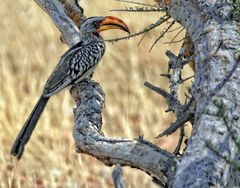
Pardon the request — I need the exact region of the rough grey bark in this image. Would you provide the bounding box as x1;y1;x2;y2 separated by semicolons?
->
34;0;83;46
156;0;240;187
33;0;240;187
70;80;178;185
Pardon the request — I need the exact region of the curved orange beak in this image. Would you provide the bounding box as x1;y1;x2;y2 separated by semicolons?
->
97;16;130;34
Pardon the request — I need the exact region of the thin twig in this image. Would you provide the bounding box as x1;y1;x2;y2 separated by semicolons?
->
160;73;171;79
106;16;171;43
167;26;183;33
155;110;190;138
173;126;185;155
163;38;185;45
178;75;194;84
138;32;148;46
115;0;158;7
112;164;126;188
144;81;183;112
110;7;163;12
149;21;175;52
167;27;185;46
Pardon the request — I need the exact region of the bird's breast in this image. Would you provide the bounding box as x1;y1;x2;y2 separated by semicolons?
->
68;41;105;83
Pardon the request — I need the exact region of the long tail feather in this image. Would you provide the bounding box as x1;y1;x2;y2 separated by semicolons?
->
10;95;49;160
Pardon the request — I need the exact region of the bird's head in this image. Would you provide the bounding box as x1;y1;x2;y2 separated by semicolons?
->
80;16;130;35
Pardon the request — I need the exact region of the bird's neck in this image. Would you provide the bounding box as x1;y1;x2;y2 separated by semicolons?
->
80;32;104;44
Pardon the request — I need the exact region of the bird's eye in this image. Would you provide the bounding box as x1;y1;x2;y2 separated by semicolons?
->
94;21;100;28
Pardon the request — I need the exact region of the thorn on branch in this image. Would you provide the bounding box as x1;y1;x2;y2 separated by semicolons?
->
165;108;174;113
178;75;194;84
155;113;189;138
115;0;158;7
156;97;194;138
166;27;185;46
152;177;167;187
184;92;191;103
110;6;164;12
173;126;185;155
138;32;148;46
149;21;176;52
163;38;185;45
160;73;171;79
138;134;144;140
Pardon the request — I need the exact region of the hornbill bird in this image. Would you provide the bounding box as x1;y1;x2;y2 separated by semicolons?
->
10;16;130;160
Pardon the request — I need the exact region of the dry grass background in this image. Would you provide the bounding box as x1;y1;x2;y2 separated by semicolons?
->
0;0;193;187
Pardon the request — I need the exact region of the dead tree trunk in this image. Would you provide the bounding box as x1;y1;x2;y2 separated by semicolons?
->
33;0;240;187
155;1;240;187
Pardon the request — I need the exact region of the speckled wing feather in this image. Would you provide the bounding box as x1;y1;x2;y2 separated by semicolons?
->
43;40;105;97
43;42;83;96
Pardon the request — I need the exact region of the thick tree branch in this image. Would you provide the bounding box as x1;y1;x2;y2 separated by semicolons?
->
71;79;179;185
59;0;85;27
155;0;240;187
34;0;84;46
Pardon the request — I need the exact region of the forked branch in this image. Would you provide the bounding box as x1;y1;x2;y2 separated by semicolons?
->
71;79;178;185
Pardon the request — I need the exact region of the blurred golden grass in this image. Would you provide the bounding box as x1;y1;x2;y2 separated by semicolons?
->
0;0;193;187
